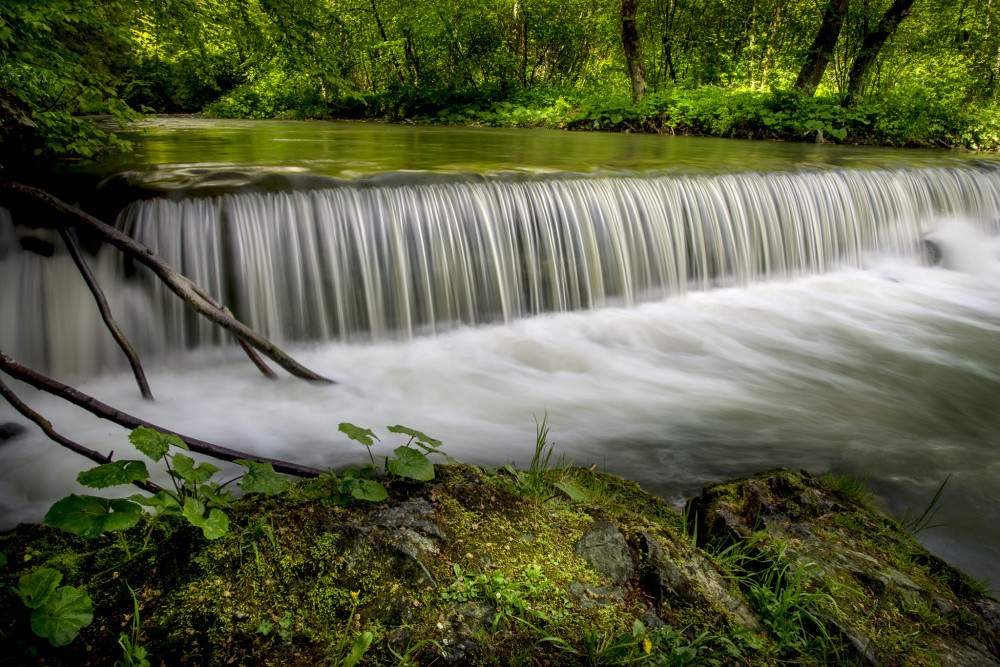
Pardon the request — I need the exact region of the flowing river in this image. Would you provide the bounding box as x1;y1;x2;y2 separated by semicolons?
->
2;119;999;585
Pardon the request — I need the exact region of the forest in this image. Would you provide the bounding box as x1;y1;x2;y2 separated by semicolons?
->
1;0;999;159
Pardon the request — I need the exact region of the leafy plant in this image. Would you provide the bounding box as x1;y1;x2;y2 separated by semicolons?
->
327;590;372;667
256;611;294;642
900;476;949;536
9;567;93;647
114;584;151;667
440;563;550;630
503;414;589;503
44;427;291;544
744;551;844;661
316;423;453;505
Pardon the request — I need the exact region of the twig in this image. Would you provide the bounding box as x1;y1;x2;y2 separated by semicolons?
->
58;226;154;400
0;178;333;384
0;377;163;494
0;349;325;478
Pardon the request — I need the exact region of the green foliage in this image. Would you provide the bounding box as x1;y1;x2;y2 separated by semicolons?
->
317;423;451;506
440;563;552;629
537;617;745;666
77;461;151;490
45;427;295;544
327;591;372;666
502;414;590;504
44;495;144;539
11;567;94;647
900;476;949;537
114;584;151;667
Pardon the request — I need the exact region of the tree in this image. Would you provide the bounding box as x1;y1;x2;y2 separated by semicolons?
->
844;0;917;103
621;0;648;101
793;0;851;96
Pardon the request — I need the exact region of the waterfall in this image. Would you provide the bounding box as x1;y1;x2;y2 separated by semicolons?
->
5;165;1000;374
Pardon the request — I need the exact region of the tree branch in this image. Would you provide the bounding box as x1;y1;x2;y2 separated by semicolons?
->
0;377;164;494
0;349;325;478
0;177;333;384
58;226;154;400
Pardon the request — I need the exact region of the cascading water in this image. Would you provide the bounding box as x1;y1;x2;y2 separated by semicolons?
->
6;165;999;376
3;128;1000;585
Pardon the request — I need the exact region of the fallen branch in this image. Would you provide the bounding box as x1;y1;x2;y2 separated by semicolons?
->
58;226;154;400
0;349;325;478
0;177;333;384
0;377;163;494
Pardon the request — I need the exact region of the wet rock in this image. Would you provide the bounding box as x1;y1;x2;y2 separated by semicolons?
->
638;531;759;629
0;422;25;442
574;520;635;585
689;469;1000;666
567;580;625;608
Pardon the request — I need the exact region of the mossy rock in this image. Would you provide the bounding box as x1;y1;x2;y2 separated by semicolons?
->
0;465;996;666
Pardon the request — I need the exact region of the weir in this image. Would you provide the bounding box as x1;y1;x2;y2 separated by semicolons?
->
4;164;1000;375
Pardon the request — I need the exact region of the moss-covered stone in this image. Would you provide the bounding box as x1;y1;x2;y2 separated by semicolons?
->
0;465;996;666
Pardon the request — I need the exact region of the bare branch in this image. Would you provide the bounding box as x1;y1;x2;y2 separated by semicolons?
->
0;377;164;494
0;349;325;478
58;226;154;400
0;177;333;384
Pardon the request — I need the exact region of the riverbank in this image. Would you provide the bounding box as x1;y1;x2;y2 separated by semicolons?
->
203;87;1000;153
1;464;996;666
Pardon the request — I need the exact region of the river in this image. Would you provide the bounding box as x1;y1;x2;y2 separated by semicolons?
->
2;119;999;586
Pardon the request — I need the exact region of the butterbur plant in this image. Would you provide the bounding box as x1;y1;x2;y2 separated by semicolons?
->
320;423;453;505
9;566;94;647
44;426;291;544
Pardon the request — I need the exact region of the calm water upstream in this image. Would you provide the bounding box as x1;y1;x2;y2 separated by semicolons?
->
2;119;1000;585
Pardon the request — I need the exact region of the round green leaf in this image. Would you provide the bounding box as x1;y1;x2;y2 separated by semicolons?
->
44;495;143;538
129;426;187;462
338;423;379;446
30;585;93;646
350;478;388;502
77;460;149;489
16;568;62;609
235;459;291;495
386;446;434;481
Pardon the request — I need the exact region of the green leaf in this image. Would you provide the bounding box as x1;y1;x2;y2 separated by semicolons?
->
343;631;374;667
386;425;441;450
129;426;187;462
339;422;379;446
554;481;591;503
199;483;233;508
386;447;434;481
128;491;181;514
77;460;149;489
0;552;6;568
30;585;93;646
235;460;291;495
16;568;62;609
181;499;230;539
44;495;143;538
171;454;219;486
349;478;388;502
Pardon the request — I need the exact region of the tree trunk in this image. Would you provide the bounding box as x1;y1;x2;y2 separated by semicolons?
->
621;0;649;101
793;0;850;97
844;0;917;103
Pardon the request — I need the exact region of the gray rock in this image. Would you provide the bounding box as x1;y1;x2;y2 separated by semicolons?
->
574;520;635;585
567;580;626;608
